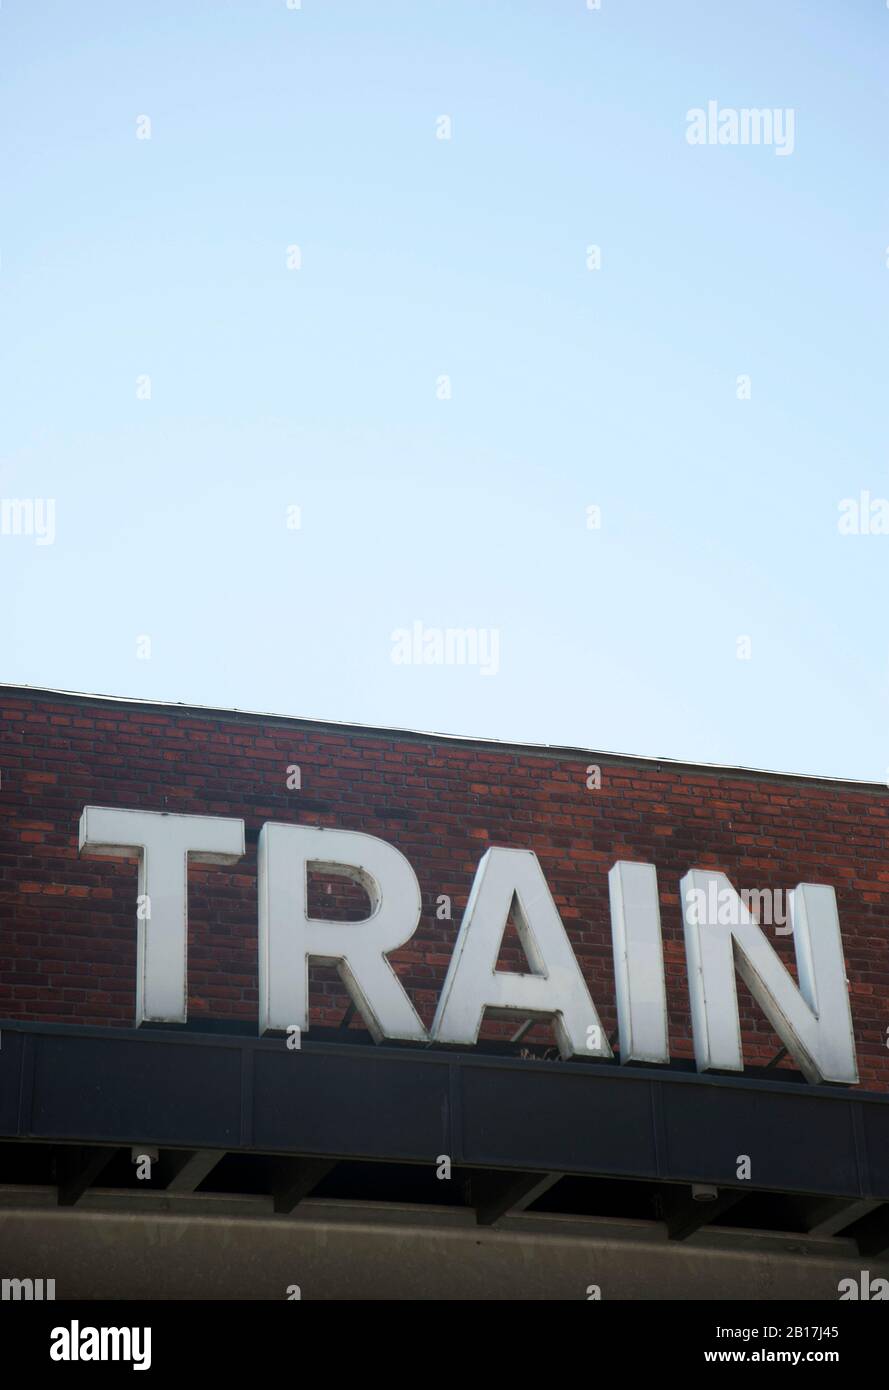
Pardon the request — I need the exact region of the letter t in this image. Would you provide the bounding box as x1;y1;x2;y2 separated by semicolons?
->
79;806;245;1024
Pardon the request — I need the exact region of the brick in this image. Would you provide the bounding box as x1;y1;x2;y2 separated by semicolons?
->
0;687;887;1087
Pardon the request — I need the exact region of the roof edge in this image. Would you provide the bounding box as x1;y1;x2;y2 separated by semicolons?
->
1;681;885;794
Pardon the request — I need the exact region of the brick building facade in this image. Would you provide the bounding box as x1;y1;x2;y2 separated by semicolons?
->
3;683;889;1301
2;684;888;1084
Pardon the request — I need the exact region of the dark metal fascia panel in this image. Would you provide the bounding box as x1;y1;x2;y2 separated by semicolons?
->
1;1024;888;1198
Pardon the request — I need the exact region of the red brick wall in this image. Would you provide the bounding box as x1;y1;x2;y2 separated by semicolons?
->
2;687;888;1089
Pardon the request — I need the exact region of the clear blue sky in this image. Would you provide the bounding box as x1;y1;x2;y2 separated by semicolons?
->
2;1;887;781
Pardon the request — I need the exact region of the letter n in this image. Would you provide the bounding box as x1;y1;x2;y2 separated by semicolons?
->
680;870;858;1084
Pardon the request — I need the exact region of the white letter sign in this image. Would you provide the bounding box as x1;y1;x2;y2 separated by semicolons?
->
78;807;245;1025
258;823;427;1042
431;847;612;1059
681;869;858;1085
608;861;669;1065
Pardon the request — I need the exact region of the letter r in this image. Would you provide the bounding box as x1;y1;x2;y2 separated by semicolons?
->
258;823;427;1041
